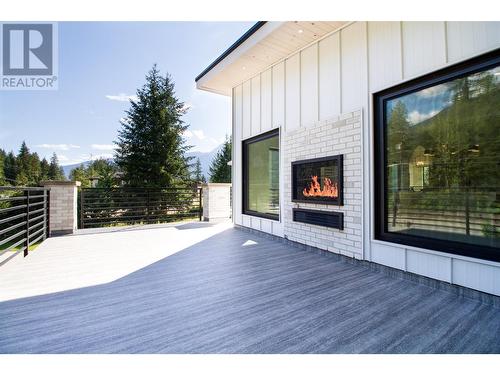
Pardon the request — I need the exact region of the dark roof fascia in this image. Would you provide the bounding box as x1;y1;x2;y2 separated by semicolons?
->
195;21;267;82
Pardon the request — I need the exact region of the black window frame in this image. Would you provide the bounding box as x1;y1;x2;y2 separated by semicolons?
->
374;48;500;263
242;128;280;221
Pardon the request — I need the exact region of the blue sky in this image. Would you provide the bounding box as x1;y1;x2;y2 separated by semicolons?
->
0;22;253;164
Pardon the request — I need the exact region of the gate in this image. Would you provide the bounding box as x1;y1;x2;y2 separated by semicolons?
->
79;187;202;229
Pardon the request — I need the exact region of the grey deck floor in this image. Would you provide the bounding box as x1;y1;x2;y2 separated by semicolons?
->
0;225;499;353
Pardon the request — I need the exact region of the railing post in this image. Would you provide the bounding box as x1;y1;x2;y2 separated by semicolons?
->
80;187;84;229
43;189;49;240
146;189;150;222
198;187;202;221
24;190;30;257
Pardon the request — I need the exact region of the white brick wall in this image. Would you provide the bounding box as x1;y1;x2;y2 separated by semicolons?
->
283;110;363;259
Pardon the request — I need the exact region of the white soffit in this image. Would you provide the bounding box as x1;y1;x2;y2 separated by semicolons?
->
196;21;348;96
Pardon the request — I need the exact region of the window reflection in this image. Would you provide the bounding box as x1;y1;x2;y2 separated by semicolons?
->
385;64;500;249
244;131;279;219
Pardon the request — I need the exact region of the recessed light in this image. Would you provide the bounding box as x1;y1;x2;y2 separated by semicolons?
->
298;29;303;34
242;66;246;70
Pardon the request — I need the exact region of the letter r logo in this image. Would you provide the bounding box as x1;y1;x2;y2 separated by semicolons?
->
2;24;53;75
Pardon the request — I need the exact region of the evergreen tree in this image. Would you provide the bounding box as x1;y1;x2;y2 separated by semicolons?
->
191;158;206;184
0;149;5;185
17;141;31;184
40;158;50;181
115;65;192;187
29;152;42;184
48;153;65;180
209;136;232;183
69;164;90;188
4;151;17;184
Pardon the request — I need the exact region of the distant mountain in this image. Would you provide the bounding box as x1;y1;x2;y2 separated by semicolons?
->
61;146;222;181
187;145;222;181
61;160;95;179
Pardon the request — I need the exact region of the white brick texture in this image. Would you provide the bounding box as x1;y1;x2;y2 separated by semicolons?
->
283;111;363;259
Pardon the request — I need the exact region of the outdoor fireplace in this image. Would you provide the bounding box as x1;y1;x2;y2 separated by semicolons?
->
292;155;343;205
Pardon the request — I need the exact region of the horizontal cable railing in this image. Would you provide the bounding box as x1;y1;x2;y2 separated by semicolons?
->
387;186;499;239
0;186;50;264
79;187;203;229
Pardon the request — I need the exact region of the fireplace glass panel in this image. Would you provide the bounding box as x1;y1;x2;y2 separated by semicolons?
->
292;156;343;205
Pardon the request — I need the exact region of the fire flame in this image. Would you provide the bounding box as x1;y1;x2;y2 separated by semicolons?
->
303;175;338;198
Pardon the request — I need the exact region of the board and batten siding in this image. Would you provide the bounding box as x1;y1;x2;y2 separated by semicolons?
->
232;21;500;295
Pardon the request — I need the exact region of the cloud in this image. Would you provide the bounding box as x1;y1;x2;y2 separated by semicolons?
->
416;84;449;98
35;144;80;151
192;130;206;140
91;144;116;151
183;129;206;140
408;110;439;125
105;93;138;102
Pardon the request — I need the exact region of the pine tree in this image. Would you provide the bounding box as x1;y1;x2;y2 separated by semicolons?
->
115;65;192;187
0;149;5;185
209;136;232;183
17;141;31;185
70;164;90;187
40;158;50;181
29;152;42;184
48;153;65;180
191;157;206;184
4;151;17;184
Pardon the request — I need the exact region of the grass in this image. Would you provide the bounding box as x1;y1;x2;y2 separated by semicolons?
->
0;240;40;253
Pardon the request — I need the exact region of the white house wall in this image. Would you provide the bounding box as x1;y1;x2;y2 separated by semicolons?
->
232;21;500;296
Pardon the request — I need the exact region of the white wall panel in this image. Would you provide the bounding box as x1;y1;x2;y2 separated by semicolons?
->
272;221;284;237
368;21;402;92
371;242;405;270
260;219;273;234
319;33;341;120
251;75;261;136
260;69;272;132
341;22;368;113
447;21;500;63
250;217;262;231
242;215;251;229
402;21;446;79
406;250;451;283
453;259;500;296
242;80;251;139
233;85;243;225
285;53;301;131
272;62;285;129
300;44;318;126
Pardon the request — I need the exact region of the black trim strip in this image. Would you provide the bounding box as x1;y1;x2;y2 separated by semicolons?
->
195;21;267;83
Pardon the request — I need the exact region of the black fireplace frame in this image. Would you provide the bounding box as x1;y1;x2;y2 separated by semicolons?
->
291;154;344;206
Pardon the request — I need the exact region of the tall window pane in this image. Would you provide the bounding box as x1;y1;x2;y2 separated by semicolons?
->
375;53;500;261
375;53;500;260
244;130;279;219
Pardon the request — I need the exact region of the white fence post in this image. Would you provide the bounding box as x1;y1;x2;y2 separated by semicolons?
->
202;183;232;222
40;181;81;235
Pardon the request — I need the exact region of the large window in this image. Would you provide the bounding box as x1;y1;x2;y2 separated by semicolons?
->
243;129;279;220
374;50;500;262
